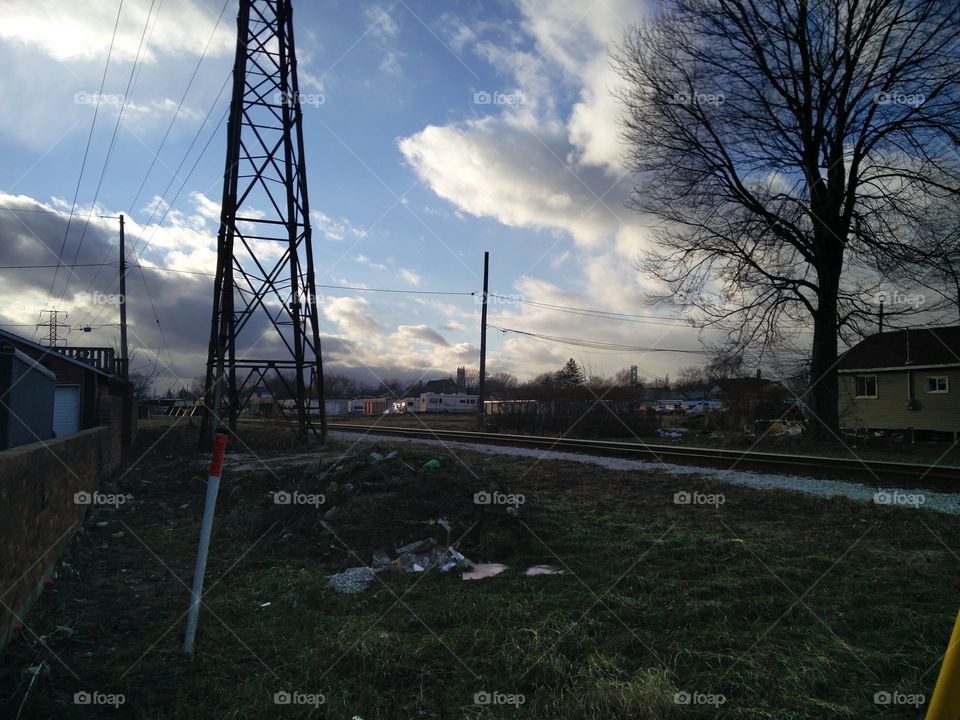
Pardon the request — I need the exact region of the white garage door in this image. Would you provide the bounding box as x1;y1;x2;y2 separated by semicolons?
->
53;386;80;437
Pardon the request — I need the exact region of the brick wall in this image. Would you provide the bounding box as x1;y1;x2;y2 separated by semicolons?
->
0;426;122;651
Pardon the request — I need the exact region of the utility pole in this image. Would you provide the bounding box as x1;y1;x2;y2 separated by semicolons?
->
99;213;130;376
878;299;884;334
118;215;129;377
36;309;69;347
477;251;489;429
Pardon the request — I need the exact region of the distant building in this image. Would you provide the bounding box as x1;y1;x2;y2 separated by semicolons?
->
422;377;467;395
715;373;792;423
838;326;960;440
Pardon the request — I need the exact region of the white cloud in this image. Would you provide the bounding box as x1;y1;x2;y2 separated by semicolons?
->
0;0;235;63
356;254;387;271
364;4;399;40
399;116;637;249
398;268;422;286
323;296;383;338
379;51;404;77
312;211;367;242
395;324;449;346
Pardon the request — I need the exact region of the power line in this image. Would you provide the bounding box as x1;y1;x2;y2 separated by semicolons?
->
0;262;474;298
73;0;230;338
490;325;709;354
48;0;126;297
125;0;231;216
58;0;159;306
0;206;67;214
127;71;231;260
319;283;473;296
487;292;693;327
75;70;232;332
0;263;116;270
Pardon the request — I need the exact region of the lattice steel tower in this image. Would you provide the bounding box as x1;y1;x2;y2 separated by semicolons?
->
201;0;325;444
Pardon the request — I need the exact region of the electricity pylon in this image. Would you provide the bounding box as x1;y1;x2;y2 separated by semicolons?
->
201;0;325;446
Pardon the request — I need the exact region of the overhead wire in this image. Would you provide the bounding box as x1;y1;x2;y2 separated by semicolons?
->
48;0;126;297
125;0;232;216
75;72;231;333
58;0;159;306
490;325;709;354
72;0;232;350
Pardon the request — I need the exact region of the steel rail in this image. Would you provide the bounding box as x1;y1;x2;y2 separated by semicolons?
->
323;422;960;487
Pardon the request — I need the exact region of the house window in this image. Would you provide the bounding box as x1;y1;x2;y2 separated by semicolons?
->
927;376;949;394
854;375;877;398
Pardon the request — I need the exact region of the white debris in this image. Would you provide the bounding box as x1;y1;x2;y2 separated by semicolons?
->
327;566;377;594
525;565;563;576
462;563;508;581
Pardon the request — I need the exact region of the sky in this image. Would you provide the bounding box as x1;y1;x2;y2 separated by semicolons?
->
0;0;715;392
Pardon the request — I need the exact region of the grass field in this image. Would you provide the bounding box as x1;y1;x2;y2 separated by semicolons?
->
2;422;956;718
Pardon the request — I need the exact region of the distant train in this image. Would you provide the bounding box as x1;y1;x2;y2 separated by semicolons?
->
384;393;480;414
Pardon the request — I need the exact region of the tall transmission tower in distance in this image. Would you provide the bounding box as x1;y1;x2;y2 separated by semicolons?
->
201;0;325;445
37;309;70;347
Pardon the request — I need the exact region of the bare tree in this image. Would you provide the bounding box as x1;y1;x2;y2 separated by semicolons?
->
616;0;960;437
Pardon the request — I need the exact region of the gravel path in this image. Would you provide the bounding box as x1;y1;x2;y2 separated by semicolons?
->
329;431;960;516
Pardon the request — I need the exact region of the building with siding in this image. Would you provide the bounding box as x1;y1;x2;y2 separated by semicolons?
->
0;341;56;450
837;326;960;440
0;329;135;446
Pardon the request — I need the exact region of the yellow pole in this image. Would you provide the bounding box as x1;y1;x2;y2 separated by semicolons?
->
927;610;960;720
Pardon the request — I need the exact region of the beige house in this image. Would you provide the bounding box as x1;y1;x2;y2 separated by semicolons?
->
837;326;960;440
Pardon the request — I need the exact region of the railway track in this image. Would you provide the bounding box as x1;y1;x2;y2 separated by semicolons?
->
324;422;960;487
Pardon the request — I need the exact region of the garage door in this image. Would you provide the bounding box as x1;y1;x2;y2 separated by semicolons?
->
53;386;80;437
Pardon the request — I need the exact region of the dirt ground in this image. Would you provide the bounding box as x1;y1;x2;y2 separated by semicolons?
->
1;421;957;718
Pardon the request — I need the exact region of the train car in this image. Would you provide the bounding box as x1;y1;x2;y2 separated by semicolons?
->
418;393;479;413
362;398;388;415
387;398;417;414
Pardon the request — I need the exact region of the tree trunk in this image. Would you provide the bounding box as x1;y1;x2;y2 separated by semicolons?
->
809;308;839;439
808;239;842;440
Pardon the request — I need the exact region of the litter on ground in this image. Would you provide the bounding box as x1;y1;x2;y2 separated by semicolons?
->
462;563;509;581
525;565;563;576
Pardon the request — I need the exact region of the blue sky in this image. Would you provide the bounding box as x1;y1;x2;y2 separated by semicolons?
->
0;0;713;391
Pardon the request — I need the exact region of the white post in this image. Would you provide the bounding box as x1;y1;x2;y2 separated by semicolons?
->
182;431;228;655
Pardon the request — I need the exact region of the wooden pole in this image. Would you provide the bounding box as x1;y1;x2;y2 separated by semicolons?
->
477;251;489;429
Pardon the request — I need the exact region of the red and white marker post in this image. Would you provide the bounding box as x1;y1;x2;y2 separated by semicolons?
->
182;431;227;655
